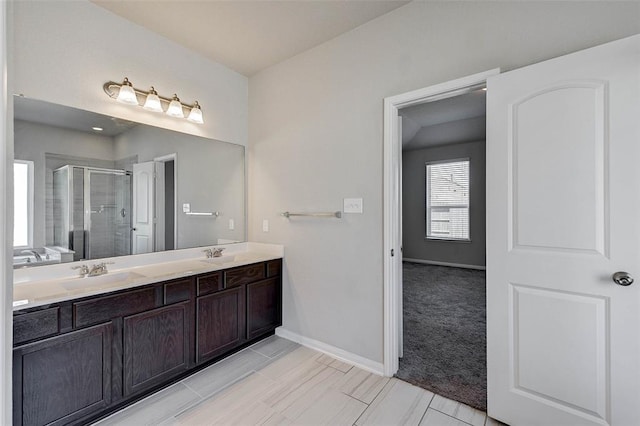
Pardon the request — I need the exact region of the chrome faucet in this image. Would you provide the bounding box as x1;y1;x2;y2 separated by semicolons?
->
21;249;42;262
88;262;113;277
203;247;225;258
72;262;113;278
71;264;90;278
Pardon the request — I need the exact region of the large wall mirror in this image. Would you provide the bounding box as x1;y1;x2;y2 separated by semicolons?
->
13;96;246;268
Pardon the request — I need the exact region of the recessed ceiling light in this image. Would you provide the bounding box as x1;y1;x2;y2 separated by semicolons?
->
92;126;104;132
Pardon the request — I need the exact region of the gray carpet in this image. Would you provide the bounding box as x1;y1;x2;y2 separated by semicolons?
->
396;262;486;411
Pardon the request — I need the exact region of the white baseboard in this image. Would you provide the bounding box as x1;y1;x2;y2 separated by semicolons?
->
403;258;486;271
275;327;385;376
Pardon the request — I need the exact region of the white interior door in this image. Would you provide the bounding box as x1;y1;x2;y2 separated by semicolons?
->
487;35;640;425
132;161;156;254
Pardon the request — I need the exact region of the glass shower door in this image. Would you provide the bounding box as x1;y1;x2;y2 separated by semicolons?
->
85;169;132;260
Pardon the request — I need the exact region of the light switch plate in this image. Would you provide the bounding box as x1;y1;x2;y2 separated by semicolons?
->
182;203;191;213
344;198;363;214
228;219;235;230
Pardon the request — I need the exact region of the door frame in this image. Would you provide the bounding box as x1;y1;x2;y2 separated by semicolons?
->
382;68;500;376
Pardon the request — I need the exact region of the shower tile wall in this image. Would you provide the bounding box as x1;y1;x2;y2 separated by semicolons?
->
88;171;132;259
114;174;131;256
52;167;68;248
88;171;117;259
72;167;85;260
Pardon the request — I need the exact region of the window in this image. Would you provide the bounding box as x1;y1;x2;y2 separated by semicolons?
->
14;160;34;248
426;159;470;240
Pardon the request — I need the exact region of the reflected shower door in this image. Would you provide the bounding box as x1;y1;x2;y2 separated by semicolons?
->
85;169;132;259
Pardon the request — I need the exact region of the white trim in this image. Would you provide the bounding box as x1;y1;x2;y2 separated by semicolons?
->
403;258;486;271
2;1;12;423
383;68;499;377
275;327;385;376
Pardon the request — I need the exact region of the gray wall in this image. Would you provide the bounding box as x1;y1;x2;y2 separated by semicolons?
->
14;118;246;251
12;1;248;147
402;141;486;267
114;125;245;248
13;119;116;248
248;2;640;364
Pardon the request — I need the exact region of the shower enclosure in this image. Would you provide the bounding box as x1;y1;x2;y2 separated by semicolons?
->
53;165;132;261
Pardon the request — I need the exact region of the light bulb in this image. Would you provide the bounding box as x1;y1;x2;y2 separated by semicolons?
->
116;77;138;105
187;101;204;124
143;87;163;112
166;94;184;118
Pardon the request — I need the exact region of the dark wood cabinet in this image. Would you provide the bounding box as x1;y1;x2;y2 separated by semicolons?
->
123;301;191;396
12;258;282;426
247;277;281;340
13;307;60;346
225;263;265;288
13;322;113;426
196;286;245;363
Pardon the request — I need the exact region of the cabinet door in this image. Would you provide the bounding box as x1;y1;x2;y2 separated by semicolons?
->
196;286;245;364
13;322;112;426
247;277;281;340
123;301;190;396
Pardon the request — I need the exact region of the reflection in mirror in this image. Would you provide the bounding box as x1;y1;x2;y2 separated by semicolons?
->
13;96;245;268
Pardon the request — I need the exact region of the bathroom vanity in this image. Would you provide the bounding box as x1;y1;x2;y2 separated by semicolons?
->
11;92;257;426
12;246;282;426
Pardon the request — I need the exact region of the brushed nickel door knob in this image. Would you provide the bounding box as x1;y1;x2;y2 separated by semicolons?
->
612;271;634;286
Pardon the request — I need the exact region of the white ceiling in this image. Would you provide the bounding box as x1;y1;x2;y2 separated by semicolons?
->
91;0;410;77
14;96;138;137
399;89;486;151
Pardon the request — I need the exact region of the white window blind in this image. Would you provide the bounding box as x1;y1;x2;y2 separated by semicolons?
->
426;159;470;240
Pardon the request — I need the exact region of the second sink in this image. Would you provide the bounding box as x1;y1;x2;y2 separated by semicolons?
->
199;255;236;265
61;271;146;290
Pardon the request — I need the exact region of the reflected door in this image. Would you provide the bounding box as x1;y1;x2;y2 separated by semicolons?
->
132;162;161;254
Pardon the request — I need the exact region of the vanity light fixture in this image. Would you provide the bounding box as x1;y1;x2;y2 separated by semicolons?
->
103;78;204;124
187;101;204;124
166;94;185;118
142;87;163;113
115;77;138;105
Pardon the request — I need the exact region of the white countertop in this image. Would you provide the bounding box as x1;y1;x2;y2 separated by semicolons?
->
13;242;284;311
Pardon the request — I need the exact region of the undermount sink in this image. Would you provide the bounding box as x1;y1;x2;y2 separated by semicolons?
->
132;260;206;278
60;271;146;290
199;255;236;264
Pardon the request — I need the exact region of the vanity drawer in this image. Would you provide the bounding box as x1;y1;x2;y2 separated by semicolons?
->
266;260;282;278
73;288;156;328
13;307;60;345
197;272;223;296
164;278;193;305
225;263;265;288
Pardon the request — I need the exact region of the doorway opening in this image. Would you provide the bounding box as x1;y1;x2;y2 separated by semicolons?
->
382;68;500;407
153;154;177;251
396;88;487;410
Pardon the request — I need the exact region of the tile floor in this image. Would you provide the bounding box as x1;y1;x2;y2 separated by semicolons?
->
94;336;503;426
